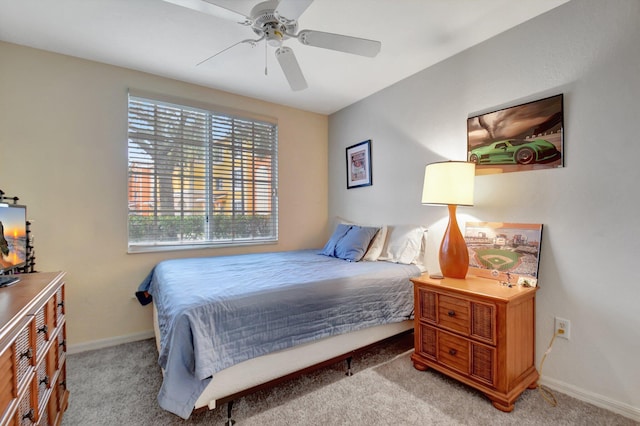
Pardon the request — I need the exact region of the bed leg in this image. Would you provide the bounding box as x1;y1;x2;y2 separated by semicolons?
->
225;400;236;426
345;356;353;376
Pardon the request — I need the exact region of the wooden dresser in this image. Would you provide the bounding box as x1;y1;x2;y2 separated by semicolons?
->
410;274;538;412
0;272;68;426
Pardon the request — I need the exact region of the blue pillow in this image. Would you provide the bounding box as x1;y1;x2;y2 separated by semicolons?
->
320;223;351;256
335;225;380;261
320;224;380;262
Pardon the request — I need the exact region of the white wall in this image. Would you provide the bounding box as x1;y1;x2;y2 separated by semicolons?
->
0;41;328;348
329;0;639;419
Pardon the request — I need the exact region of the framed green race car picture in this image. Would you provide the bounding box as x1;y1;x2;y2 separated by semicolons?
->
467;94;563;175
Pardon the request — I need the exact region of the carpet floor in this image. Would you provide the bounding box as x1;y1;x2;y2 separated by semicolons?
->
61;334;637;425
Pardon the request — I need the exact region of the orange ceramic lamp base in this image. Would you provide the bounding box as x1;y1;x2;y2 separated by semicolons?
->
439;204;469;279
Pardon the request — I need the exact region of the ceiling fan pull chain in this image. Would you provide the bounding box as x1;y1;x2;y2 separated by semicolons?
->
265;40;268;76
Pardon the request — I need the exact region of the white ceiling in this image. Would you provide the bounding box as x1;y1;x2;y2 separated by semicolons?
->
0;0;568;114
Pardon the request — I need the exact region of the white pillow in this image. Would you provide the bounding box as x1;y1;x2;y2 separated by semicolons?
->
415;230;429;270
362;225;388;261
379;225;427;265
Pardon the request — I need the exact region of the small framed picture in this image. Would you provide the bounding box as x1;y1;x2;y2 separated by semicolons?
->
346;140;372;189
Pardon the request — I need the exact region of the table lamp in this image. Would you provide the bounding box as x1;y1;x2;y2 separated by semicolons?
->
421;161;475;279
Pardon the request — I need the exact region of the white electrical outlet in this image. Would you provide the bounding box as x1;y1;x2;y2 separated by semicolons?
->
555;317;571;340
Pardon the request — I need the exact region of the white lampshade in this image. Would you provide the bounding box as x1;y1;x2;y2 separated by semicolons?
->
422;161;475;206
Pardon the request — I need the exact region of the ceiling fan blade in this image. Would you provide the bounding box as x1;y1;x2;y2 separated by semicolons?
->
275;47;308;91
297;30;381;57
197;37;264;67
274;0;314;24
162;0;250;24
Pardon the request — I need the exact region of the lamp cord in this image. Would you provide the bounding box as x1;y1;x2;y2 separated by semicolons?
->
536;330;560;407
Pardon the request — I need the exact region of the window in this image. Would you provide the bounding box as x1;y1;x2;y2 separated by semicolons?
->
127;93;278;252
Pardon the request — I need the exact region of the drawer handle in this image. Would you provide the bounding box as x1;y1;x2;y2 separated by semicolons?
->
449;349;457;356
20;347;33;360
59;339;67;349
447;310;456;317
37;324;48;334
40;376;50;386
59;380;67;390
22;408;35;422
58;300;65;308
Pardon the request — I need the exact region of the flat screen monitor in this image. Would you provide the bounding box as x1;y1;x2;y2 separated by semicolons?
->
0;204;27;273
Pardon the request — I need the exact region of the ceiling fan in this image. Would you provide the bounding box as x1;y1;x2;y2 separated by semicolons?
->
163;0;382;91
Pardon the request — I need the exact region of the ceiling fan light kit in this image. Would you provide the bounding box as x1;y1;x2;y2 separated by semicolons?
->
164;0;382;91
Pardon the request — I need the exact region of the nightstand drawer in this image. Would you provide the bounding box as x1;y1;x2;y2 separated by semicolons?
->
442;335;497;386
438;330;469;375
438;294;469;334
438;294;496;344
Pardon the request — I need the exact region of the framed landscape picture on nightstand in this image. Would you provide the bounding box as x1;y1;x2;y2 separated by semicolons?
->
464;222;543;285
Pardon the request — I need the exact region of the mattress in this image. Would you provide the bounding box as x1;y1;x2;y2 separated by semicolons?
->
139;249;420;418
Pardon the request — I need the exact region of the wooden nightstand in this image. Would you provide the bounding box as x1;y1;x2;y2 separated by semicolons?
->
410;274;538;412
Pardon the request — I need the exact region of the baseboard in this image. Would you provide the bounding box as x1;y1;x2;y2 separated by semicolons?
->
67;330;155;355
540;376;640;422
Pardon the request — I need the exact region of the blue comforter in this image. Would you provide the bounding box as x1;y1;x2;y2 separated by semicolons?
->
138;250;419;418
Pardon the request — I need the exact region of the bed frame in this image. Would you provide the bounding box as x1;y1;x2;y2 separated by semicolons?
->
153;305;413;424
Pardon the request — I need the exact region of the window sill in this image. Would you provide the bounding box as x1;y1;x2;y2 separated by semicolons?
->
128;239;278;254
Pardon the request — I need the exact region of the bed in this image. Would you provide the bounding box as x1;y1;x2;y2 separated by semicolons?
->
136;224;427;421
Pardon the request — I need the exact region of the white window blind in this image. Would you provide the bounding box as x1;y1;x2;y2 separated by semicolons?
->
127;94;278;252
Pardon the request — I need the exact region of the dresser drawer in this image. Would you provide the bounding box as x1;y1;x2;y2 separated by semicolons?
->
16;376;37;426
34;298;55;361
56;324;66;370
46;380;60;426
35;343;57;415
0;339;17;424
15;319;35;390
55;364;68;414
54;286;65;328
35;359;49;415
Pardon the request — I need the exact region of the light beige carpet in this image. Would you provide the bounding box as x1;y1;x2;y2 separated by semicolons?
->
62;334;637;425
